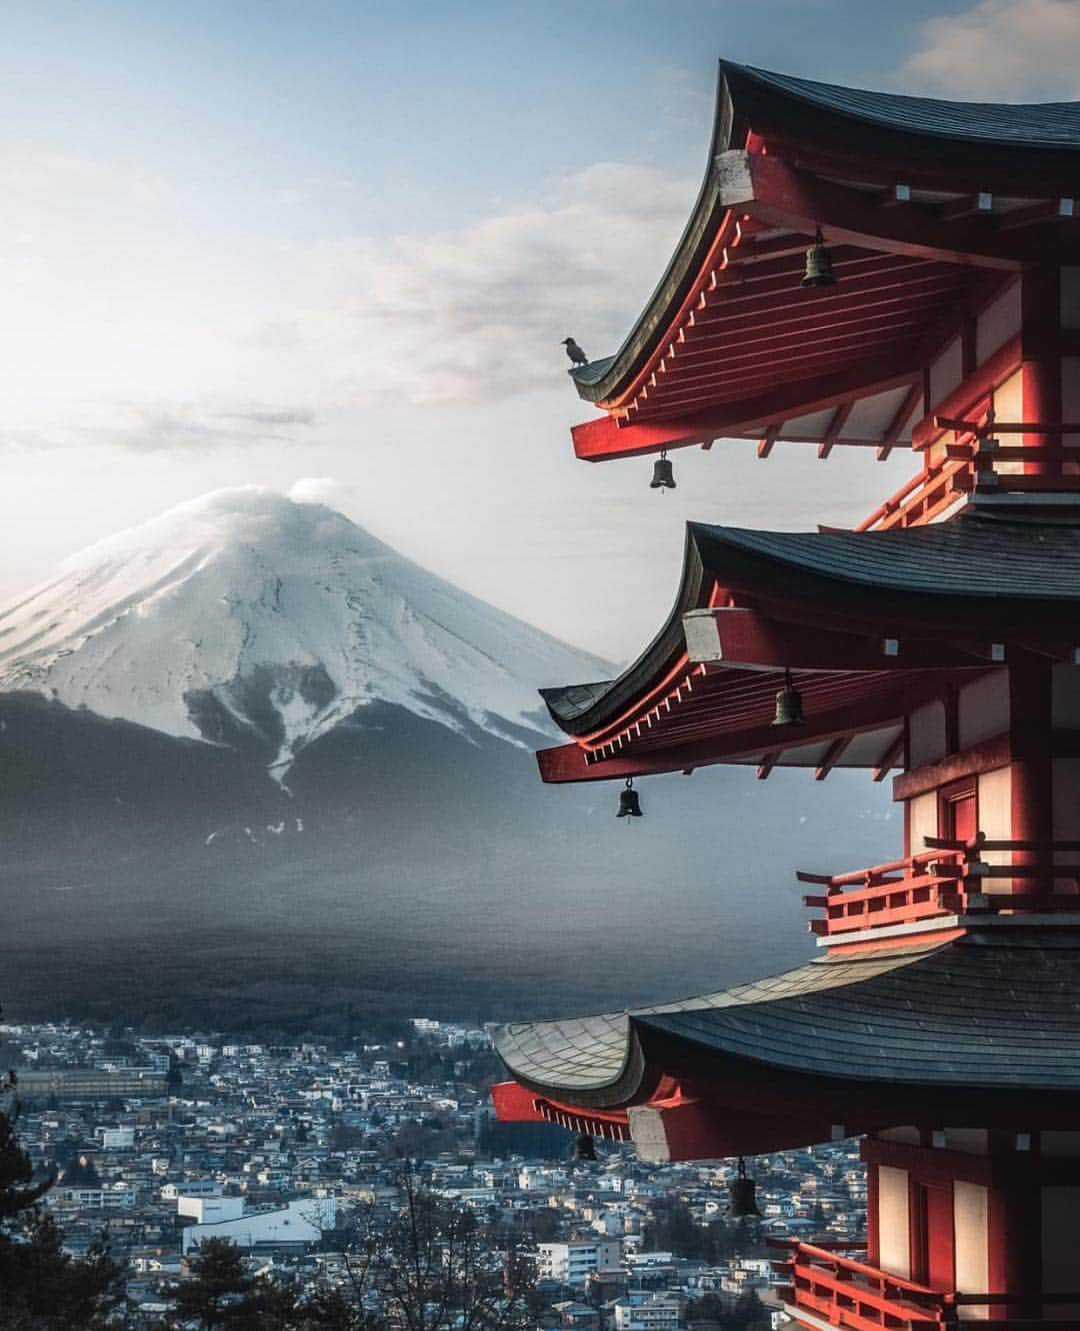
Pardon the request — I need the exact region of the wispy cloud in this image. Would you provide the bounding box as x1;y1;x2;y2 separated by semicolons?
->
274;161;694;408
904;0;1080;98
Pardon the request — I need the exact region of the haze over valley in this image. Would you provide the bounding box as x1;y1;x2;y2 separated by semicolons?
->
0;487;894;1033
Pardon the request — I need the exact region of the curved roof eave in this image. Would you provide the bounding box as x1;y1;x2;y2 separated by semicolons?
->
541;515;1080;739
494;935;1080;1110
540;522;707;733
571;59;1080;411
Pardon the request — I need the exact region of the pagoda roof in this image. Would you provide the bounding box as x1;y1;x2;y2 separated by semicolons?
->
542;513;1080;745
567;60;1080;464
494;930;1080;1111
717;63;1080;156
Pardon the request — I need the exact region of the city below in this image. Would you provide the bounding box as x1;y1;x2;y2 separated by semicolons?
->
2;1016;867;1328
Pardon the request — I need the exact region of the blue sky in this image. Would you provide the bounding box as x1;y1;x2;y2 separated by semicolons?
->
1;0;1077;659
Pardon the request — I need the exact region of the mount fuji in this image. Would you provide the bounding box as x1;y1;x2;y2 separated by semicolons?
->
0;487;609;777
0;487;893;1033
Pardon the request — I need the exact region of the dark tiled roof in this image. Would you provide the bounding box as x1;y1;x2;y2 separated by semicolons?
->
692;514;1080;604
541;515;1080;734
740;64;1080;151
493;934;1080;1107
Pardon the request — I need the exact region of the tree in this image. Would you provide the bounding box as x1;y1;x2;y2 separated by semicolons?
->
174;1237;261;1329
336;1162;535;1331
0;1067;124;1330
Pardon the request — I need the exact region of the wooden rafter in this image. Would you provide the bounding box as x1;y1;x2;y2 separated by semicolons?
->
815;736;853;781
817;402;854;460
872;732;905;782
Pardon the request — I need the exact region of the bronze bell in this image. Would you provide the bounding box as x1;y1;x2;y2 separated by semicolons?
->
650;451;676;490
772;668;805;727
573;1133;597;1163
802;228;836;288
728;1157;762;1218
617;778;643;818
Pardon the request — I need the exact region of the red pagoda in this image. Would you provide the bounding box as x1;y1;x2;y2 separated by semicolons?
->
492;63;1080;1328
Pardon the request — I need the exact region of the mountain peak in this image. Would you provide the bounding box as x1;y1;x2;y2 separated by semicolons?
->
0;487;609;774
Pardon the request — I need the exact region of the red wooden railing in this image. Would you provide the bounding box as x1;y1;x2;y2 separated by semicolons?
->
858;417;1080;532
798;836;1080;939
771;1242;1080;1329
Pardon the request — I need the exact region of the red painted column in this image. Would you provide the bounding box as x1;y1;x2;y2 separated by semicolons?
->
1009;650;1053;896
1020;266;1062;473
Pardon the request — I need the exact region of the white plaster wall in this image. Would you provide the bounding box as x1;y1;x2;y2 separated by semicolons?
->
1063;357;1080;458
993;370;1025;477
1061;268;1080;329
1052;757;1080;890
878;1165;911;1279
958;672;1008;750
978;766;1012;892
910;700;947;770
953;1182;988;1312
909;790;938;857
976;281;1021;362
930;337;964;409
1052;665;1080;728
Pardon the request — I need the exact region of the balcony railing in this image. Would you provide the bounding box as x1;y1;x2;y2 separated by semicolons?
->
771;1242;1080;1329
798;836;1080;940
858;415;1080;532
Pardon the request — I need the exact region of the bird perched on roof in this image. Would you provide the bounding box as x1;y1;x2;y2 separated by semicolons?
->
562;337;588;368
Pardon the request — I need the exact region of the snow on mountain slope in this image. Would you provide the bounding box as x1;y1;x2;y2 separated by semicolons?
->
0;487;612;774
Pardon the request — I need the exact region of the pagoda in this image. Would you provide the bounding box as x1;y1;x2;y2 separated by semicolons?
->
491;63;1080;1328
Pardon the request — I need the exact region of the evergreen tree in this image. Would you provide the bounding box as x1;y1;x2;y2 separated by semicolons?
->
0;1068;124;1329
174;1236;262;1329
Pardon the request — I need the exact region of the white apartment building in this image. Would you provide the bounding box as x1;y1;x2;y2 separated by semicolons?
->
538;1239;622;1286
612;1295;682;1331
178;1195;244;1224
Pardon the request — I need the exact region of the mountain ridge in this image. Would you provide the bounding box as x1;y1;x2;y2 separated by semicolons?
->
0;486;611;775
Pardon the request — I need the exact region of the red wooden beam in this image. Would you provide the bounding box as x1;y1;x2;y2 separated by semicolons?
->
628;348;923;424
872;732;906;783
997;197;1075;231
726;149;1044;270
940;191;993;223
756;751;781;780
683;608;995;672
757;425;780;459
910;335;1021;449
684;268;965;337
817;402;853;460
571;361;921;461
537;687;938;784
875;382;923;462
814;736;852;781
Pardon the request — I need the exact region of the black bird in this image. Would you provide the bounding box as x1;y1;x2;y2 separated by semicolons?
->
562;337;588;367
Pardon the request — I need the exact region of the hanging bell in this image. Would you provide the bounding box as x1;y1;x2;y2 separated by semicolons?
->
772;669;805;727
801;228;837;288
573;1133;597;1163
728;1157;762;1218
650;451;676;491
617;778;643;818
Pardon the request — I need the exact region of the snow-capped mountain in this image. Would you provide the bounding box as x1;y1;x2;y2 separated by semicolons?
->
0;487;610;774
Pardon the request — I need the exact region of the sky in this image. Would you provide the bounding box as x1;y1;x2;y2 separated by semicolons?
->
2;0;1079;663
